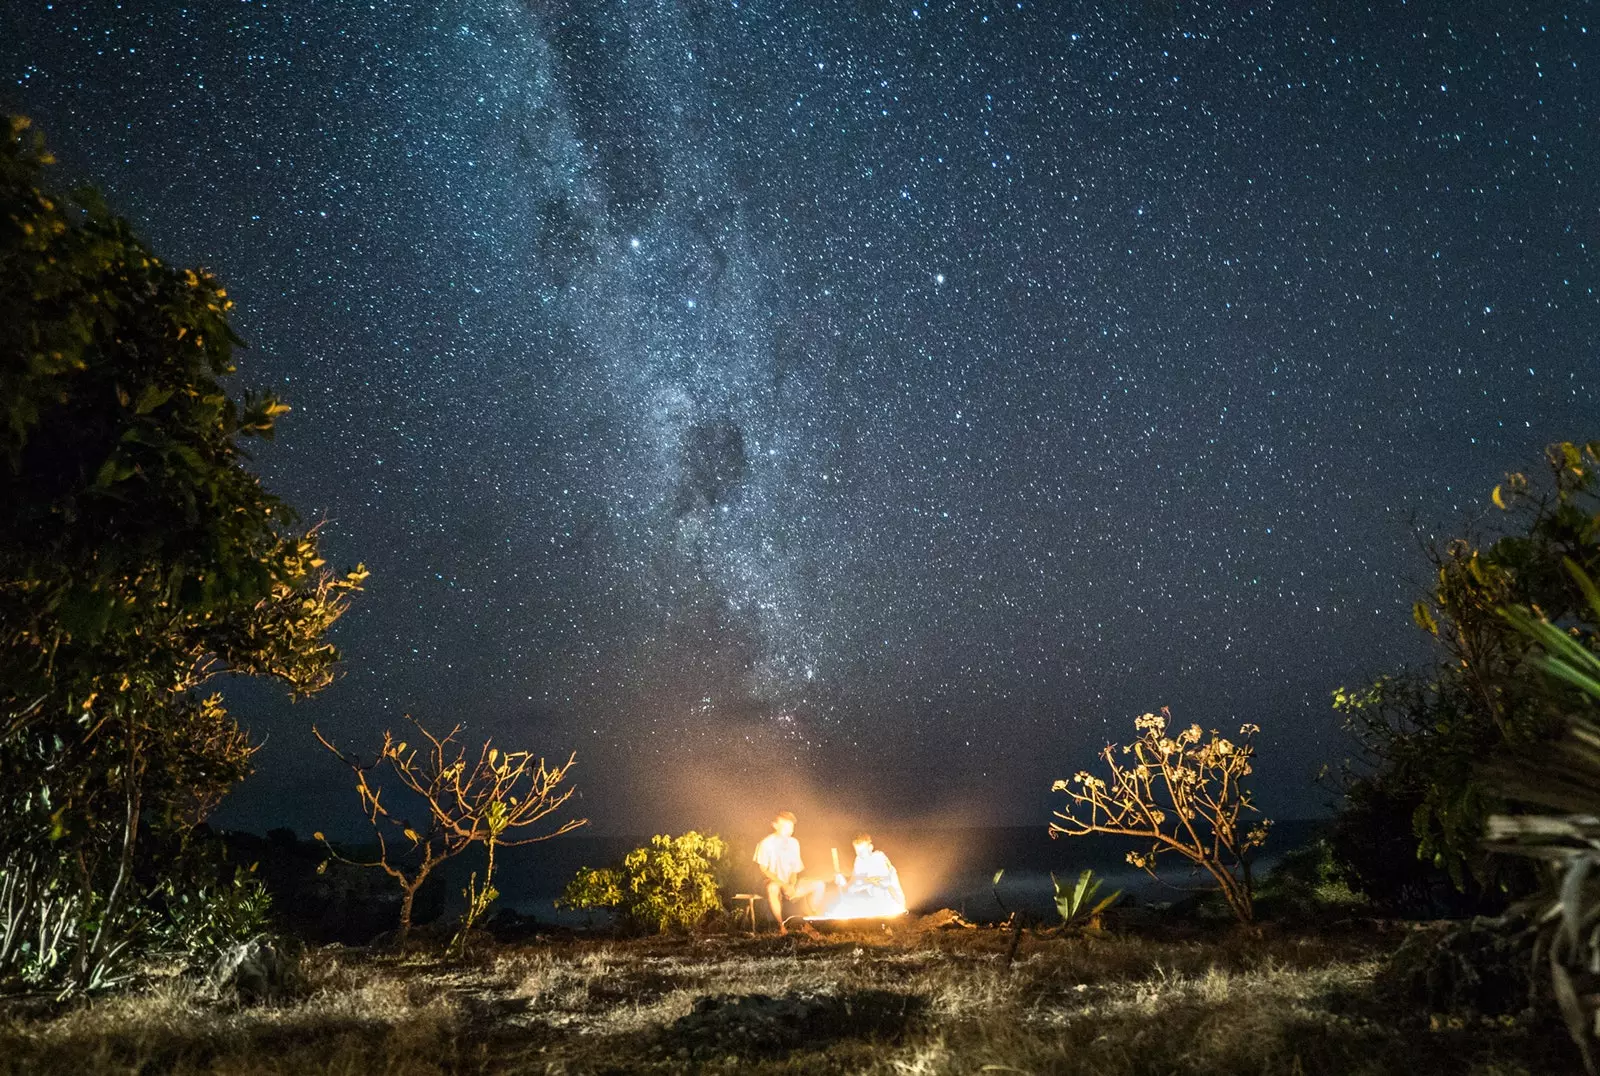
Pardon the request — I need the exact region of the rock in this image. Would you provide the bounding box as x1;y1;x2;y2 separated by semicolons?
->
204;934;305;1005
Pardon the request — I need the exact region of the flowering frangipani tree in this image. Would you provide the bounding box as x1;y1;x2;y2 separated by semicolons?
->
1050;707;1271;922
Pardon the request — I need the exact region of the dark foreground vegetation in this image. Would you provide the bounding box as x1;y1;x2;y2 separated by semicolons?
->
3;114;1598;1074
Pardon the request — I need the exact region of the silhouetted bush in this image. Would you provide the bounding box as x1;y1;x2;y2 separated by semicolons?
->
1329;441;1599;911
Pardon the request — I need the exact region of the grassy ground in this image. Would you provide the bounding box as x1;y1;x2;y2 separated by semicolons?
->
0;921;1576;1075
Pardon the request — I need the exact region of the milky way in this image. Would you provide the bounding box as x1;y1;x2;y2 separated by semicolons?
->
4;1;1595;832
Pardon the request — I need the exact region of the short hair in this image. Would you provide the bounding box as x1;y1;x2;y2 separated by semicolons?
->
852;832;873;845
774;810;797;824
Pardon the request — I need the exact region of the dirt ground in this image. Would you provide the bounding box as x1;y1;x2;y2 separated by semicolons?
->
0;920;1578;1075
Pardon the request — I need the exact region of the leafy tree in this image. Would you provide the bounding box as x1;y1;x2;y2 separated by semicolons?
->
1050;708;1270;922
0;116;365;993
1331;441;1600;906
559;832;729;934
314;717;584;945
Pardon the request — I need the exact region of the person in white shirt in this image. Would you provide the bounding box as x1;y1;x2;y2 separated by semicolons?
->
753;810;824;933
841;832;904;908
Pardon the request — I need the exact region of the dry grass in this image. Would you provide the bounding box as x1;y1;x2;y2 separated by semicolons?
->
0;924;1575;1075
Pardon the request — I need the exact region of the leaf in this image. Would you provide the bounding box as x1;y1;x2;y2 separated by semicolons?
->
1548;958;1591;1068
1090;889;1123;917
1565;558;1600;618
1412;602;1439;636
133;383;173;414
1074;869;1094;911
93;455;135;488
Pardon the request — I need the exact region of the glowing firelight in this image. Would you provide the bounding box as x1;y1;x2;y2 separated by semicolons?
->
809;886;907;921
806;843;908;921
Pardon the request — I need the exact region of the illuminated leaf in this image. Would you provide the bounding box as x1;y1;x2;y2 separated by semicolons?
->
133;383;173;414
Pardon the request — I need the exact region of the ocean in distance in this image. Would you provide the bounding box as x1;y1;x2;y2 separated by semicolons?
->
480;819;1325;924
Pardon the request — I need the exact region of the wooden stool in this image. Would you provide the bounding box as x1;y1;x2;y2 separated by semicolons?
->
732;893;761;932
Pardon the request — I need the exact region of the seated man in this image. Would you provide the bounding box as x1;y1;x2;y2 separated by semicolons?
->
844;831;904;908
753;810;826;934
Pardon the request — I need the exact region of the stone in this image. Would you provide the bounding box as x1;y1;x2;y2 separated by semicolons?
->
203;933;305;1005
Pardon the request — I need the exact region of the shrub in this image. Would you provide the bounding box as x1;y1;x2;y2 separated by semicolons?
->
1331;441;1599;907
0;115;364;995
1050;707;1270;922
1251;836;1367;921
559;832;729;934
1485;558;1600;1073
315;718;584;945
147;863;273;969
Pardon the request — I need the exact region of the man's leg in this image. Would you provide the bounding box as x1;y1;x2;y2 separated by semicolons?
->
765;880;786;933
800;878;827;915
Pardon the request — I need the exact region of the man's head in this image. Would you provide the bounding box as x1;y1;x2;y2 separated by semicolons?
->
852;831;873;854
773;810;797;837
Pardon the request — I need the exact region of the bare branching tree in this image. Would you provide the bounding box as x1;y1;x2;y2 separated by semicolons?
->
314;718;585;944
1050;707;1271;922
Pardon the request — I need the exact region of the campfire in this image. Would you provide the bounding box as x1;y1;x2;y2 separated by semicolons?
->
806;844;907;922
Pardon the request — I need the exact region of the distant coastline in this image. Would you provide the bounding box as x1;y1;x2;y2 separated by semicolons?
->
461;819;1328;919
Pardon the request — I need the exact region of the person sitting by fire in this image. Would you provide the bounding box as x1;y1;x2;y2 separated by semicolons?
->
838;831;904;909
754;810;826;934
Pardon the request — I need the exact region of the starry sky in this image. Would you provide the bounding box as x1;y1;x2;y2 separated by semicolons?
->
3;0;1595;836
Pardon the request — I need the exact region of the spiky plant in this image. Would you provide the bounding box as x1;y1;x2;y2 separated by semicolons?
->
1489;558;1600;1073
1051;869;1122;930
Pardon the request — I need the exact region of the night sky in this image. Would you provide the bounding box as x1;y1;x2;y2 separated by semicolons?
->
4;1;1595;837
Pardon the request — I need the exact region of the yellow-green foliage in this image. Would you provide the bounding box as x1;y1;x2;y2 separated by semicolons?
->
560;832;728;934
1332;440;1600;904
0;115;365;995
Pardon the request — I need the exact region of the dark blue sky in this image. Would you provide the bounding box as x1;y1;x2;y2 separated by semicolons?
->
4;0;1594;835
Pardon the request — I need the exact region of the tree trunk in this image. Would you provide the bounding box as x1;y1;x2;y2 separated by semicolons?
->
73;752;142;993
398;885;416;945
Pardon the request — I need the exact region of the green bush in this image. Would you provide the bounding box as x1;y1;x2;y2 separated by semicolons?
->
1252;836;1368;921
559;832;728;934
0;115;364;994
148;864;273;969
1330;441;1599;909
